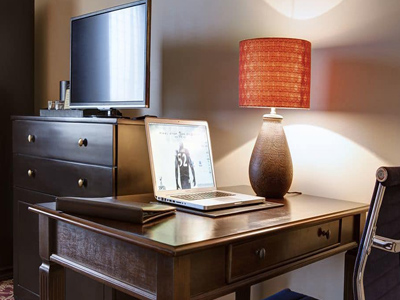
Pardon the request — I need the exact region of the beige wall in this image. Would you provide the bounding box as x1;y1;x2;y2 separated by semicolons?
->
34;0;400;299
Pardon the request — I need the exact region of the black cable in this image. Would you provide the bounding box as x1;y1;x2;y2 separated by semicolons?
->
287;191;302;195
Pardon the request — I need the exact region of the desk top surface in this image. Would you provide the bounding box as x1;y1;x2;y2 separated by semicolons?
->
31;186;369;256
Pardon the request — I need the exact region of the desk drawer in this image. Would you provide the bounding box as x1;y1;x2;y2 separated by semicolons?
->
13;120;115;166
227;220;340;282
13;155;114;197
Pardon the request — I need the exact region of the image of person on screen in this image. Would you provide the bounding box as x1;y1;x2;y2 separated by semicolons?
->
175;142;196;189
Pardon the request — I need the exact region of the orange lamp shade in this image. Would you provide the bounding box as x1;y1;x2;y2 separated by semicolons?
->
239;38;311;108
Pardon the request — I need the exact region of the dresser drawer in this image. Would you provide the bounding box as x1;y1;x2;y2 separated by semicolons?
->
227;220;340;282
12;120;115;166
13;154;114;197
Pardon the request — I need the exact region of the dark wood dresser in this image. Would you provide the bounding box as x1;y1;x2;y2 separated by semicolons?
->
12;116;153;300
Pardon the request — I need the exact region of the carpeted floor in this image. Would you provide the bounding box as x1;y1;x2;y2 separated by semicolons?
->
0;280;13;300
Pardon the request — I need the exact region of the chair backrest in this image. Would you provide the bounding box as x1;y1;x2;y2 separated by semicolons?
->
353;167;400;300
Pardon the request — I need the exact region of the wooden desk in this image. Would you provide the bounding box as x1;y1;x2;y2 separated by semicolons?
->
30;189;368;300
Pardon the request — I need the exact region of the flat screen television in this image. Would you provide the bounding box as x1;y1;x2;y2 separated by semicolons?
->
70;0;151;111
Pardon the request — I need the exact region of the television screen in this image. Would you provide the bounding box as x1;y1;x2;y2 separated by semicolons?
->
70;0;150;109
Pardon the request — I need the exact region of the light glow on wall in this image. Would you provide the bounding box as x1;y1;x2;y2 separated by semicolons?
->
214;123;387;203
264;0;344;20
285;124;386;201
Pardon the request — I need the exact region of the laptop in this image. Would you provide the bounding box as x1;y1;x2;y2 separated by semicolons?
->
144;117;265;210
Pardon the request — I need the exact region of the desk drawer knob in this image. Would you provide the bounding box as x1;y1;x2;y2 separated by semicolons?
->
318;228;331;239
27;169;35;177
78;178;87;187
256;248;266;260
27;135;35;143
78;138;88;147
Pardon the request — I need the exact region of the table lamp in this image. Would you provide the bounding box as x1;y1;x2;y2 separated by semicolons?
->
239;37;311;198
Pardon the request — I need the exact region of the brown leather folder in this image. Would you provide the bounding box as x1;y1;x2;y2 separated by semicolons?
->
56;194;176;224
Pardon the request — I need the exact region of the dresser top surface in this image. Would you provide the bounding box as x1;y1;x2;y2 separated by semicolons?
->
11;115;145;125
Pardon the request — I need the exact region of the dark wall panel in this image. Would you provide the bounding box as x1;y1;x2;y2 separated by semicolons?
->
0;0;34;280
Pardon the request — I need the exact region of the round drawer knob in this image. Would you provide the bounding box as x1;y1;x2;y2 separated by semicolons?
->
27;169;35;177
256;248;266;260
27;135;35;143
78;138;88;147
318;228;331;239
78;178;87;187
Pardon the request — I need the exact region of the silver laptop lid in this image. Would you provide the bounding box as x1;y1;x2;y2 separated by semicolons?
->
145;118;217;197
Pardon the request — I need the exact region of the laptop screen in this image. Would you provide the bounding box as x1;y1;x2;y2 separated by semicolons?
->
148;122;215;192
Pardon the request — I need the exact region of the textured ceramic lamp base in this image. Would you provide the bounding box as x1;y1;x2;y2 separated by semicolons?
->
249;115;293;199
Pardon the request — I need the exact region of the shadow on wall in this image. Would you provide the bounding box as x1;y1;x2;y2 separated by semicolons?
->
35;0;75;111
311;42;400;116
305;44;400;164
34;3;49;111
159;41;400;166
161;44;239;115
160;43;261;162
326;59;400;116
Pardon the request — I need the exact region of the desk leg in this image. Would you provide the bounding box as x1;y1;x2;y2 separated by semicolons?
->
344;248;357;300
156;253;190;299
38;214;65;300
344;212;366;300
236;286;251;300
39;262;65;300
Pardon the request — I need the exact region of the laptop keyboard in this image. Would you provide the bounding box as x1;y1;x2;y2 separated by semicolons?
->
171;191;235;201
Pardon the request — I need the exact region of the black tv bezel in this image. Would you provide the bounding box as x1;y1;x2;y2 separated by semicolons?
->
69;0;151;110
